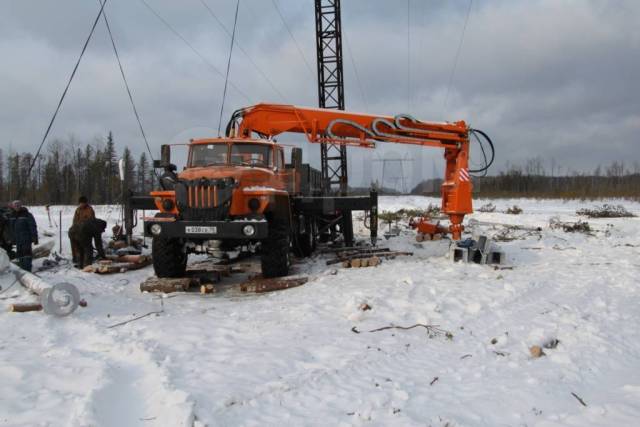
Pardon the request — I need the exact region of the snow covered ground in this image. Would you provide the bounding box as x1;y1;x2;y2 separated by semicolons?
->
1;196;640;427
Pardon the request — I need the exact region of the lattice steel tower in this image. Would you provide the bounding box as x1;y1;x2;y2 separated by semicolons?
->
315;0;348;195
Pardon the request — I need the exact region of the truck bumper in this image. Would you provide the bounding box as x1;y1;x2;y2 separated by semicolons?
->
144;220;268;240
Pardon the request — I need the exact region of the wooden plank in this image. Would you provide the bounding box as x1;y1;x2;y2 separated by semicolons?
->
240;277;308;293
140;277;197;293
9;303;43;313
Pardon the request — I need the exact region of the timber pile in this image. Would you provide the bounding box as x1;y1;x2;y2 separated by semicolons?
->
341;256;381;268
240;276;308;293
140;277;199;293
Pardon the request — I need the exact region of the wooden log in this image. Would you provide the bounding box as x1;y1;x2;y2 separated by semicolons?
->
432;233;443;241
33;241;55;259
240;277;308;293
95;258;152;274
415;233;425;242
140;277;197;293
351;258;362;268
369;256;381;267
342;261;350;268
116;254;149;264
9;303;43;313
326;251;413;265
200;284;215;294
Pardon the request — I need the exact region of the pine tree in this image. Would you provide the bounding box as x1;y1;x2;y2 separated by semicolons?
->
104;131;117;202
137;152;149;193
122;147;137;193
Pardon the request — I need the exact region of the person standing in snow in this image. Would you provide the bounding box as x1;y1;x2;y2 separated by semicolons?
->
70;196;95;264
8;200;38;272
72;196;95;225
70;218;107;268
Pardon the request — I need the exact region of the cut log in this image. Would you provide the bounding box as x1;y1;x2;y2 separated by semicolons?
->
200;284;215;294
33;241;55;259
9;303;43;313
95;258;152;274
140;277;197;293
351;258;362;268
326;251;413;265
432;233;443;241
369;256;381;267
240;276;308;293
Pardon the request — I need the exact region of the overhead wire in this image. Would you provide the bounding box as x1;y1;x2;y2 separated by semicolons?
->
198;0;287;103
442;0;473;117
270;0;315;78
16;0;109;200
97;0;159;178
138;0;252;104
343;34;369;112
217;0;241;136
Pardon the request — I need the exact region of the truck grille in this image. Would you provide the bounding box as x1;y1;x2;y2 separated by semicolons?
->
175;178;235;221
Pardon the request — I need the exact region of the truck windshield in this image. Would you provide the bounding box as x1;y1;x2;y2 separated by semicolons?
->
190;144;228;167
230;144;271;167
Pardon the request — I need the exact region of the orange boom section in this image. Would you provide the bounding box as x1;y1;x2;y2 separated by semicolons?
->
227;103;474;239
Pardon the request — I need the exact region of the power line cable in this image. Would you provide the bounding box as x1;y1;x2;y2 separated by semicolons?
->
270;0;315;78
343;34;369;112
217;0;240;136
198;0;287;103
138;0;252;104
98;0;158;178
16;0;109;200
443;0;473;116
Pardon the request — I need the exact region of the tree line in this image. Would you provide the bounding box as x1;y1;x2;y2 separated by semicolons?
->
0;132;156;205
412;157;640;199
1;137;638;204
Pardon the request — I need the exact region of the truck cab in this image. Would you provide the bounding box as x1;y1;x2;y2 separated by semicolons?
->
144;137;316;279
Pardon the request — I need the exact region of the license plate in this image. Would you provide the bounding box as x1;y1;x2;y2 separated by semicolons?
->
185;226;217;234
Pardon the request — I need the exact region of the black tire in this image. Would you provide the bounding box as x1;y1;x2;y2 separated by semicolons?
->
293;216;315;258
152;236;187;278
261;216;290;278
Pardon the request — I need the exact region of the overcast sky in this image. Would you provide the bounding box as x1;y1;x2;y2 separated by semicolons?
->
1;0;638;188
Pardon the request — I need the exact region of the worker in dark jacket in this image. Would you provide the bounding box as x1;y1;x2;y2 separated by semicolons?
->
8;200;38;271
70;196;95;264
69;217;107;268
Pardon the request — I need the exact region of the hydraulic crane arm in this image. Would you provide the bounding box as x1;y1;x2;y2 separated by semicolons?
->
226;103;483;239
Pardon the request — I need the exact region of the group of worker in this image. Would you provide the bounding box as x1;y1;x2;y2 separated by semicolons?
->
1;196;106;272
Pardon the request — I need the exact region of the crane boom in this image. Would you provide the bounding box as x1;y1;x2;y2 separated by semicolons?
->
227;103;475;239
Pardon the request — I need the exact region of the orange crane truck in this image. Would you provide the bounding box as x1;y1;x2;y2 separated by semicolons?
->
127;103;492;278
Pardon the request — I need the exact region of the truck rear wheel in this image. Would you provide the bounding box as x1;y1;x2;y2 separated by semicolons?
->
261;216;290;278
152;236;187;278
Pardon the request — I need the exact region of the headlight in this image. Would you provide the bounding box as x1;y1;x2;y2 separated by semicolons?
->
162;199;174;211
242;224;256;237
150;224;162;235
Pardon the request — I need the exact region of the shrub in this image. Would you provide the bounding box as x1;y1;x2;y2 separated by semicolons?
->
506;205;523;215
576;204;636;218
477;203;496;213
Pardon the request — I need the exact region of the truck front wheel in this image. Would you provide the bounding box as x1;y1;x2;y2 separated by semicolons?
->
152;236;187;278
261;217;290;278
